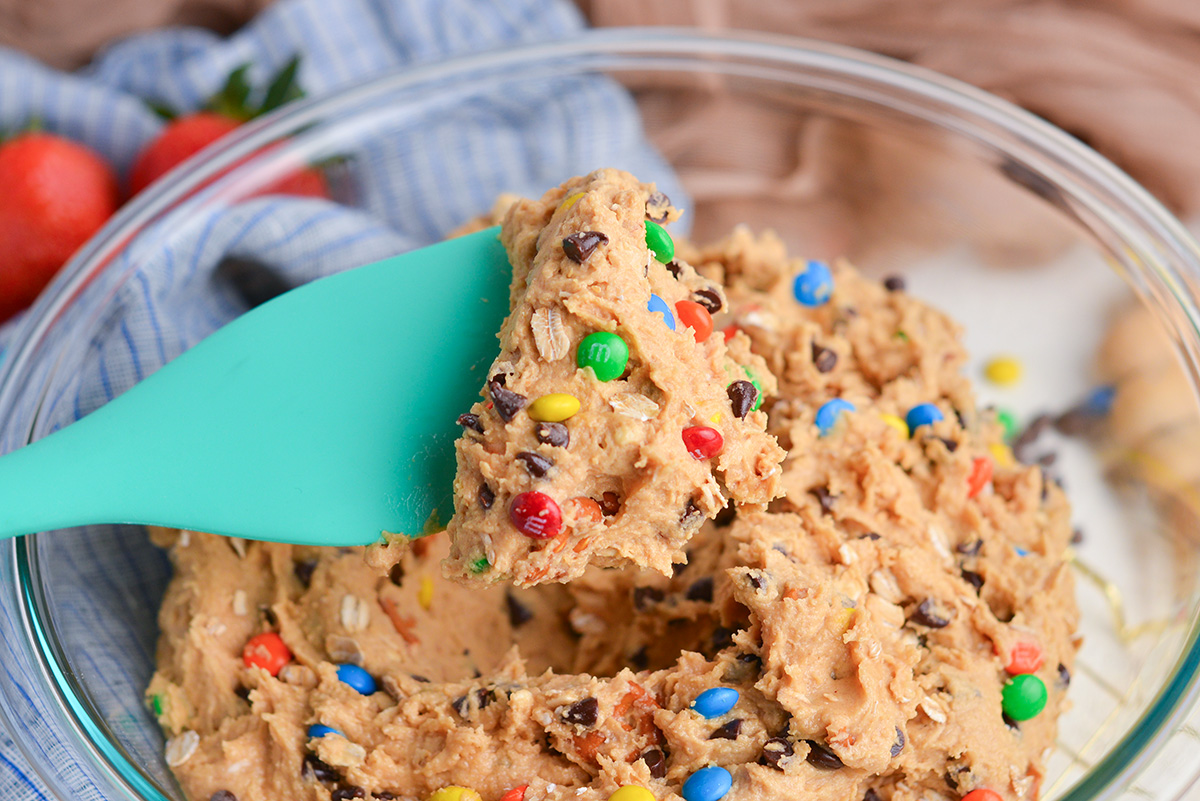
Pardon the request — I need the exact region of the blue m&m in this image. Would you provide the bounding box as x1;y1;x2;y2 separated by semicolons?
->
793;260;833;307
648;294;676;331
905;403;944;435
337;663;377;695
691;687;739;719
815;398;855;436
307;724;342;739
682;766;732;801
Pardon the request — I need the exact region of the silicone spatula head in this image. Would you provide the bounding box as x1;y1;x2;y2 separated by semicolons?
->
0;226;510;546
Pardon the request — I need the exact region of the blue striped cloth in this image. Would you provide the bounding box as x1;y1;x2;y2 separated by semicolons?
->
0;1;684;799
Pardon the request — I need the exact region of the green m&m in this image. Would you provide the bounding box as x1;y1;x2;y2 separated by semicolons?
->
1001;673;1047;721
645;220;674;263
578;331;629;381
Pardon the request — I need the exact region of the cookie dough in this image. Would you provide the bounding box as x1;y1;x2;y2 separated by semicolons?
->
442;169;784;587
147;175;1078;801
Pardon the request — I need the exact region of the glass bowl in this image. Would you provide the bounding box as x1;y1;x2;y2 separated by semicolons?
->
1;27;1200;801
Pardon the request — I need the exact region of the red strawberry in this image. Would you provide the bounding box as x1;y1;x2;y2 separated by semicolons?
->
0;133;120;323
130;57;330;200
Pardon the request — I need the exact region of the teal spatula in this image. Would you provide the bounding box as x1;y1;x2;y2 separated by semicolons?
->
0;226;511;546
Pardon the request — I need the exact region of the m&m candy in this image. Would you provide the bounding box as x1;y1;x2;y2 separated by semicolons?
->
307;724;342;739
815;398;855;436
792;260;833;307
682;766;732;801
967;457;993;499
1001;673;1047;720
509;492;562;540
880;414;909;438
962;791;1002;801
682;426;724;460
983;356;1023;387
336;663;377;695
528;393;581;423
905;403;944;434
647;294;676;330
1007;641;1045;675
429;787;483;801
645;220;675;263
675;300;713;342
691;687;739;719
242;632;291;676
577;332;629;381
609;787;655;801
499;787;529;801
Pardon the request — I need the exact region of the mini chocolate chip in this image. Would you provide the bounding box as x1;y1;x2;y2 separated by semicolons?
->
961;569;984;594
234;685;251;703
598;491;620;516
563;696;599;727
805;740;844;770
411;674;430;683
303;754;341;783
810;487;836;514
811;343;837;373
956;539;983;556
727;380;758;419
645;191;672;223
388;563;405;586
375;794;399;800
761;737;794;769
516;451;553;477
535;422;569;447
666;260;684;278
864;790;883;801
909;598;951;628
630;647;649;670
633;586;665;610
211;793;238;801
506;592;533;627
681;498;704;527
890;727;905;757
883;275;906;292
944;770;960;790
1071;528;1084;545
562;231;609;263
488;379;526;422
1057;663;1071;687
936;437;959;453
332;789;366;801
710;718;743;740
457;413;484;434
294;558;318;588
737;653;763;672
860;532;881;541
641;748;668;778
479;484;495;510
452;695;470;717
477;688;494;709
686;576;714;602
747;573;765;590
711;626;735;651
694;288;723;313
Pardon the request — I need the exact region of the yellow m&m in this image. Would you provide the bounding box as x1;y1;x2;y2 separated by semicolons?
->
527;393;580;423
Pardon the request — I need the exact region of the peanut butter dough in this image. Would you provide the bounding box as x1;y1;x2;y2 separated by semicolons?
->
442;169;784;587
147;172;1078;801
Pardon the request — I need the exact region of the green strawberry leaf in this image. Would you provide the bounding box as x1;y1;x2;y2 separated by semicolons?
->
145;100;178;121
258;56;305;116
209;63;255;121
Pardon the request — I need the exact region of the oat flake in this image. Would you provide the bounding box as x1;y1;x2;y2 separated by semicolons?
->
165;730;199;766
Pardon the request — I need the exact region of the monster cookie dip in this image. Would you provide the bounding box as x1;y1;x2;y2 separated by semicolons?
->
441;169;785;587
147;173;1078;801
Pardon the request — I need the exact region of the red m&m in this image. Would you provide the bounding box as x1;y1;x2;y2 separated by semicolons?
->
683;426;724;460
675;300;714;342
510;492;563;540
1007;640;1044;675
967;456;993;499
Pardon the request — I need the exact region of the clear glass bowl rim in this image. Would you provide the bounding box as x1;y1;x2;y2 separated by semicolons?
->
0;26;1198;801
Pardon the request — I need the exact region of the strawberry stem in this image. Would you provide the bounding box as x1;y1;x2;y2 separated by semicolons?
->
258;56;304;116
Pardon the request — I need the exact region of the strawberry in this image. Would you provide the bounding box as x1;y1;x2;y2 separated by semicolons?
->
130;57;329;199
0;132;120;323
